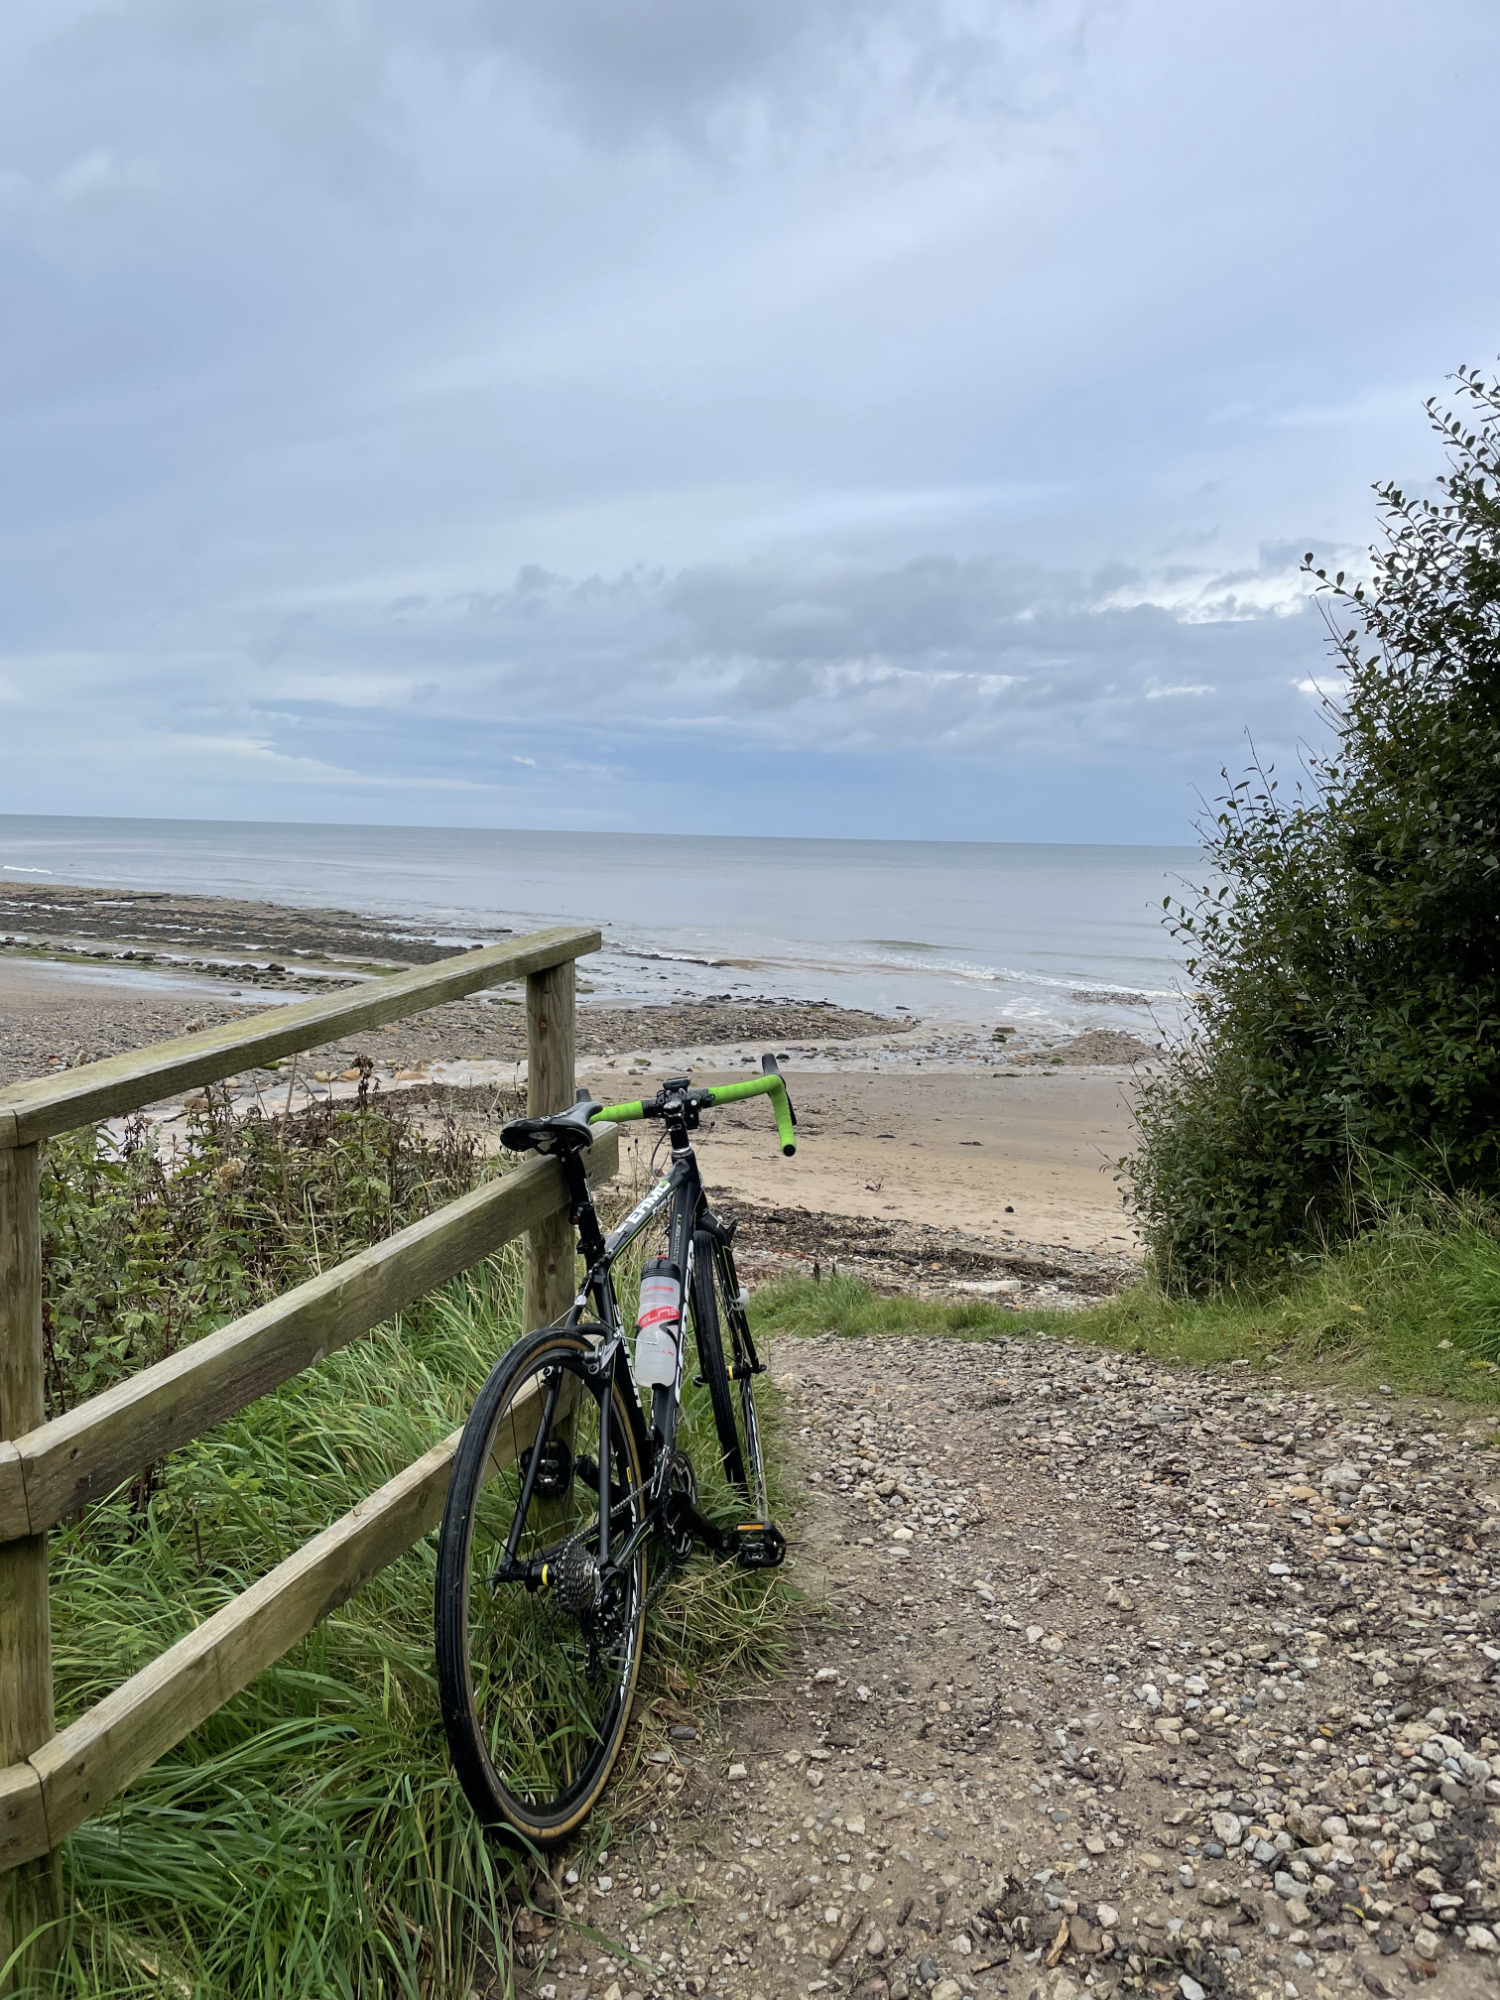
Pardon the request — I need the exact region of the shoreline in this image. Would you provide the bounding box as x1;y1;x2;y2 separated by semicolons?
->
1;889;1153;1282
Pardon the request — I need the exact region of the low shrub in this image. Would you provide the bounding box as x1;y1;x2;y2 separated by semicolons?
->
41;1076;496;1419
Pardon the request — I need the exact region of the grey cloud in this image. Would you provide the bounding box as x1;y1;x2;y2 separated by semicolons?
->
1;0;1495;838
30;0;1096;170
448;0;1087;153
3;563;1328;842
194;548;1333;765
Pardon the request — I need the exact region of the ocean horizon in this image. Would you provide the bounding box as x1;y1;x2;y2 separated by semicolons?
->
0;814;1201;1040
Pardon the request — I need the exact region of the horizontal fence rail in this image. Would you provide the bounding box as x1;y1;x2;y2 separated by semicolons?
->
0;1130;618;1541
0;1363;579;1871
0;925;604;1982
0;923;600;1148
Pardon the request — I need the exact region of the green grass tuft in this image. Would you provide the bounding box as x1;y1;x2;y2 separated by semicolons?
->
48;1256;526;2000
750;1202;1500;1407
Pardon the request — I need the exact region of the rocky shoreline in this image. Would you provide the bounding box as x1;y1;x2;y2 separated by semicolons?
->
707;1194;1135;1308
0;992;897;1091
0;879;473;974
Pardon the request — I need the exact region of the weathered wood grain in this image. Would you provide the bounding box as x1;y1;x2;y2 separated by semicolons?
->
22;1361;565;1866
0;1145;60;1981
523;961;579;1329
1;1126;618;1537
0;924;600;1148
0;1760;47;1876
0;1446;24;1544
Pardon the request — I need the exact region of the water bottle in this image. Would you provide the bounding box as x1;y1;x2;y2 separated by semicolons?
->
634;1258;682;1389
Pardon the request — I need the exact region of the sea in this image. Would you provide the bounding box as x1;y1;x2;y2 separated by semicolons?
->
0;816;1201;1041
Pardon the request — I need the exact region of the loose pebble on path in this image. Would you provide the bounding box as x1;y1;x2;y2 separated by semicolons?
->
516;1333;1500;2000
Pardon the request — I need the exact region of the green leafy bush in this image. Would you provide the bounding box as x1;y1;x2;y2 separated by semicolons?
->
1132;364;1500;1289
41;1078;495;1420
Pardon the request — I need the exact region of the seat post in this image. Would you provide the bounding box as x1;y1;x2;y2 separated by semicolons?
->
562;1149;606;1267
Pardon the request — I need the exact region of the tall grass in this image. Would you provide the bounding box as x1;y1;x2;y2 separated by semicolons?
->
47;1257;525;2000
32;1105;792;1998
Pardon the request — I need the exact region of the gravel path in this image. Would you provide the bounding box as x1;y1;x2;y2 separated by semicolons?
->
518;1333;1500;2000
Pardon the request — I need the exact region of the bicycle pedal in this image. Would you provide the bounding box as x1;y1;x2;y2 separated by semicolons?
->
731;1520;786;1570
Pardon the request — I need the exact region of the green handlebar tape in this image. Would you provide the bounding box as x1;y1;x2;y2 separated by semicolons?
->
591;1100;645;1125
588;1076;796;1155
705;1075;796;1155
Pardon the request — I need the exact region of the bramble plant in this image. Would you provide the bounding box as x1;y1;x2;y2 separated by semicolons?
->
1131;364;1500;1290
41;1074;494;1423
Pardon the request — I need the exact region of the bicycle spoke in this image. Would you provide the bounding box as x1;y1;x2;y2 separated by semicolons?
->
437;1332;648;1835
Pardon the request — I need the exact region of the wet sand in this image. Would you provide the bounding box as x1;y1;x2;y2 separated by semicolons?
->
0;939;1147;1276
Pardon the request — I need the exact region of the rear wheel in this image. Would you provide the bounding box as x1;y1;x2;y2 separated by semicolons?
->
689;1232;766;1510
435;1328;647;1847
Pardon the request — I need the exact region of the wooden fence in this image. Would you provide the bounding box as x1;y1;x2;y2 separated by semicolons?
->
0;923;615;1982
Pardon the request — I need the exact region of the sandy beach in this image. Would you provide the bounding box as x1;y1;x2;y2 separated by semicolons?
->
656;1063;1139;1252
0;888;1153;1299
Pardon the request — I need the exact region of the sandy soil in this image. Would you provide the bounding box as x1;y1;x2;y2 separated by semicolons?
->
592;1067;1142;1256
1;947;1145;1262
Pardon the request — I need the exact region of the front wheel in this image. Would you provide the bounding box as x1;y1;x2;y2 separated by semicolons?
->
689;1232;768;1514
435;1328;648;1847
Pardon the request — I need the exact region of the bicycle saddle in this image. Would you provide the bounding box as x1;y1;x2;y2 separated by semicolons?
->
500;1089;603;1155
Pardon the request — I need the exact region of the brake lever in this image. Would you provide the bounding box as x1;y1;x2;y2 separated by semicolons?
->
760;1052;798;1128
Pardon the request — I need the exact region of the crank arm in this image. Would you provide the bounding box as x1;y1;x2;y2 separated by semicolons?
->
661;1491;736;1559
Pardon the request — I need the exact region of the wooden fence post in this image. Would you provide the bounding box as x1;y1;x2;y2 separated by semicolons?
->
523;962;577;1328
0;1144;60;1986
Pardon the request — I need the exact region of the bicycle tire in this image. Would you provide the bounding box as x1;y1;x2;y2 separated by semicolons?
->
689;1230;760;1500
435;1327;647;1847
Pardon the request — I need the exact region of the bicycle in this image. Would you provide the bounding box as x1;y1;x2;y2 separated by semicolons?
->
434;1056;796;1848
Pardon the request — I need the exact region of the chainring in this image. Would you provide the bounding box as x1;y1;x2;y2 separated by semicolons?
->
662;1449;698;1565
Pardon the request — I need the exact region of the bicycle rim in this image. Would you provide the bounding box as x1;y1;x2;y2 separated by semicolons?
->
435;1329;647;1845
738;1365;769;1521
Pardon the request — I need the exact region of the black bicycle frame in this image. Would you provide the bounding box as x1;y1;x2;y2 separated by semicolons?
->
546;1123;753;1573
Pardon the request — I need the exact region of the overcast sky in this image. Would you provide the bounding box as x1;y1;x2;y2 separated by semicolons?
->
2;0;1497;842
